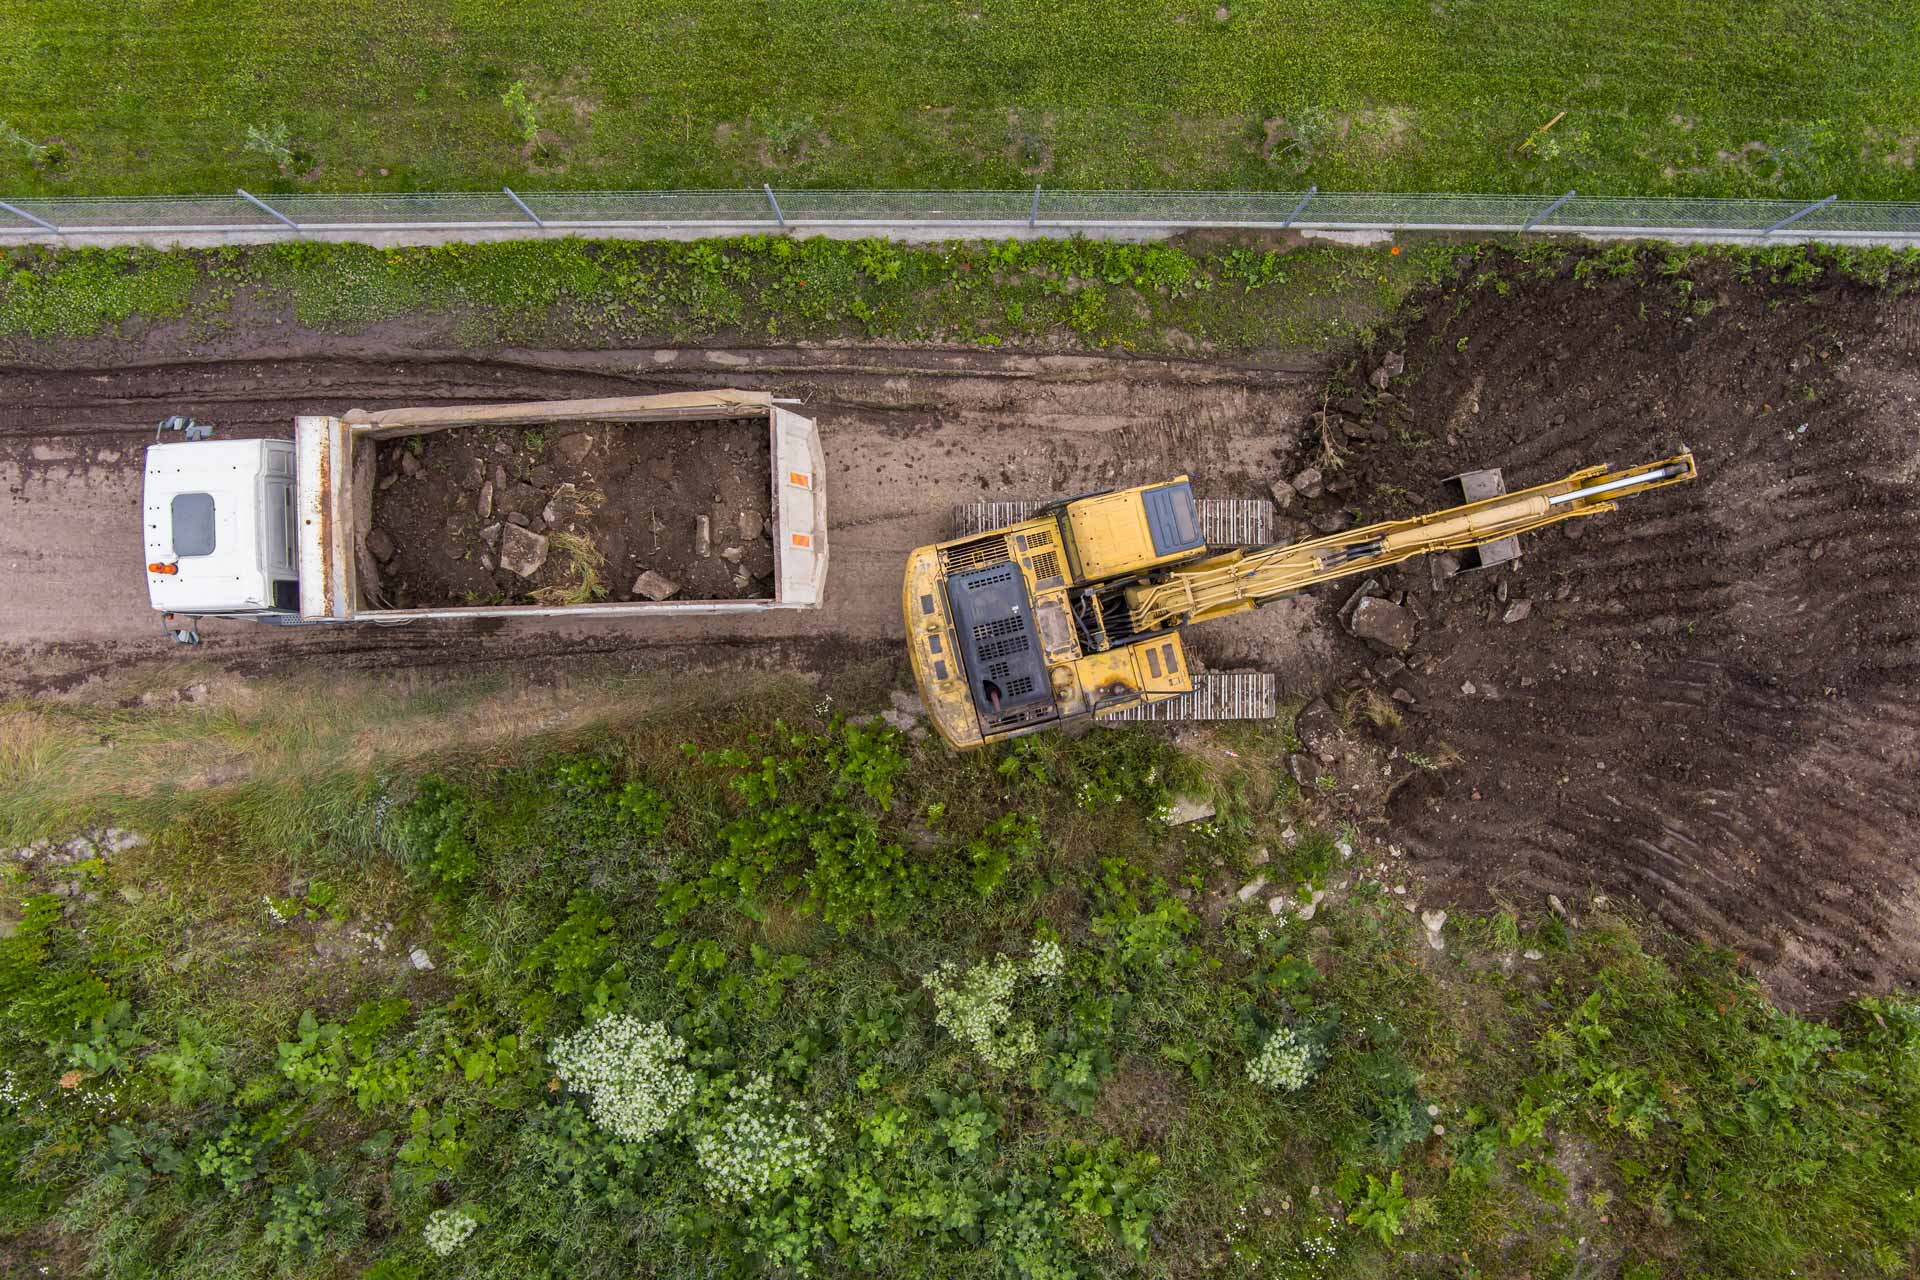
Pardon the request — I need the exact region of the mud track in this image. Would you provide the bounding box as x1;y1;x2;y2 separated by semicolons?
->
0;341;1320;691
1312;256;1920;1009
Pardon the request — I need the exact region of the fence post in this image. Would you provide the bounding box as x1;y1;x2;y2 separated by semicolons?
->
0;199;59;233
1761;194;1838;237
1028;184;1042;228
1521;189;1577;232
1279;185;1317;230
502;187;544;229
763;184;786;228
236;189;298;230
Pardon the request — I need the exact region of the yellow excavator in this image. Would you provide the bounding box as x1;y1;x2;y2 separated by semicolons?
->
903;453;1697;750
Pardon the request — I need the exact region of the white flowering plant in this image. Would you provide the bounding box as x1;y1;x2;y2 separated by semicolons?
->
424;1206;477;1256
1027;936;1067;982
1247;1025;1319;1092
923;956;1040;1070
692;1073;830;1203
548;1015;695;1143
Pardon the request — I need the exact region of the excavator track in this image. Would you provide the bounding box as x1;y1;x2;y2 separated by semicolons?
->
1096;671;1278;723
953;498;1275;545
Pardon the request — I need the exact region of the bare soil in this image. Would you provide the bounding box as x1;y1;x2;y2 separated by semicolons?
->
367;418;773;608
1291;252;1920;1009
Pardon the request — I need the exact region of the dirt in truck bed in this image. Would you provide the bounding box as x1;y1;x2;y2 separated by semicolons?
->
365;417;774;608
1286;249;1920;1010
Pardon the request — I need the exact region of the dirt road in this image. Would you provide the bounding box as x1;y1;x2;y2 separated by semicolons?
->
0;341;1323;692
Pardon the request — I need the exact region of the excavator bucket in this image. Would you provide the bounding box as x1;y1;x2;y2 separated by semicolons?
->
1443;468;1522;573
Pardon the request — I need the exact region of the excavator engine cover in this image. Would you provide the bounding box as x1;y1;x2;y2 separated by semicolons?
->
948;562;1054;725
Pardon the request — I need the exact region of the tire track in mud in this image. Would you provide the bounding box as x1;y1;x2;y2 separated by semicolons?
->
1327;254;1920;1008
0;345;1316;438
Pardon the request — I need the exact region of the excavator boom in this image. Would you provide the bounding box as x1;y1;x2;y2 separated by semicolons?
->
1124;453;1696;632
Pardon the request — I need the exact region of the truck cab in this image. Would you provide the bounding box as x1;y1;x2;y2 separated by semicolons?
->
144;438;301;619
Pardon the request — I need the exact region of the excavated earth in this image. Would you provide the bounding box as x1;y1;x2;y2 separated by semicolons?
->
1290;253;1920;1010
367;418;774;608
1;248;1916;1009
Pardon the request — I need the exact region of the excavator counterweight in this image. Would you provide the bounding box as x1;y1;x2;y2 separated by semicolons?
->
904;453;1696;751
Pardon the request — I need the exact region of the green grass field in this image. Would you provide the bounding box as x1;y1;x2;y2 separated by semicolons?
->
0;1;1915;198
5;691;1917;1279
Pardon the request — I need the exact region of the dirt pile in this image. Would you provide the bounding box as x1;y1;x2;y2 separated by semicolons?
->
1292;250;1920;1009
367;418;774;608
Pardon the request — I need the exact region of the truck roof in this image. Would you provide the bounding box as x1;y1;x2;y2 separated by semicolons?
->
143;439;283;613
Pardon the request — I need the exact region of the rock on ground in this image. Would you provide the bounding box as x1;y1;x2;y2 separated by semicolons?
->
6;827;146;868
543;483;579;528
1164;793;1217;825
876;689;929;738
1348;596;1417;651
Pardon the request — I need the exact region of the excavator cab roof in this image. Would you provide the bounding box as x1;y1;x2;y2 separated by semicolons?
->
1060;479;1206;580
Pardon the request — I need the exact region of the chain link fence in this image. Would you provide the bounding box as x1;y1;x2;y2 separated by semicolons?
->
1;188;1915;243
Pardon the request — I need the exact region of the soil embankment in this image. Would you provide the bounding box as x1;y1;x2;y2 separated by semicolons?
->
1288;253;1920;1008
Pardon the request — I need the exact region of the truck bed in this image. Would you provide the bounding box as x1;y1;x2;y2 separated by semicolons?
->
366;416;773;610
297;391;826;621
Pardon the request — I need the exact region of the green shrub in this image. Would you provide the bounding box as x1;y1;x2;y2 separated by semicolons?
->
394;776;478;889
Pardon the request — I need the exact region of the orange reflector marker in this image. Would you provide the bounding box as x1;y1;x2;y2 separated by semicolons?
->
790;533;812;549
148;562;178;575
787;470;813;490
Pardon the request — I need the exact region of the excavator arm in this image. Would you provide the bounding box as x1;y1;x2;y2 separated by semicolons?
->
1124;453;1696;632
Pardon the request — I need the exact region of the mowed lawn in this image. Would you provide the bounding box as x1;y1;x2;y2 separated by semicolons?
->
0;0;1915;198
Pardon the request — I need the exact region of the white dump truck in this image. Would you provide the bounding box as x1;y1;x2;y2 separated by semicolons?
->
143;390;828;641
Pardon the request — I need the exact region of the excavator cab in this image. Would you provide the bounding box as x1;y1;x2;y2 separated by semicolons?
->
904;479;1210;750
1053;481;1207;581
